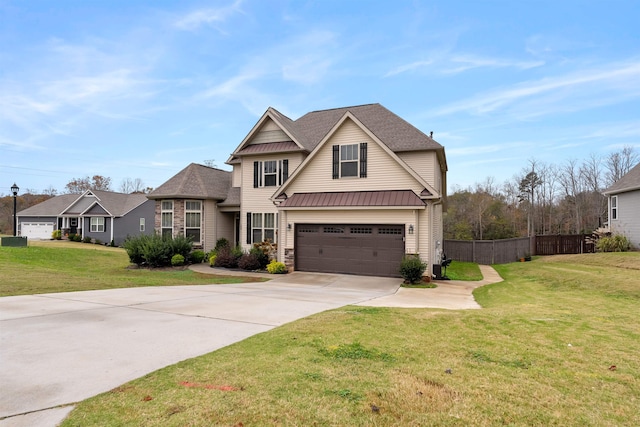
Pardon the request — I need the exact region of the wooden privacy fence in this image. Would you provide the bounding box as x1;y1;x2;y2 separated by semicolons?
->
534;234;595;255
444;234;595;264
444;237;532;265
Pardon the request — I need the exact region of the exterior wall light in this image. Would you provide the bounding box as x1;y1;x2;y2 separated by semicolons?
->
408;224;414;234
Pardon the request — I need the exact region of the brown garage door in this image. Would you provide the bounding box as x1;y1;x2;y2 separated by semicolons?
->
295;224;405;277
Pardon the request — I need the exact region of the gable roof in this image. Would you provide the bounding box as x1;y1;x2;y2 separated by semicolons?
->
603;162;640;195
227;103;445;162
147;163;231;200
18;190;150;217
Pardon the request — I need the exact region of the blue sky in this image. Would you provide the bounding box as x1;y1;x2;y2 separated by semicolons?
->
1;0;639;195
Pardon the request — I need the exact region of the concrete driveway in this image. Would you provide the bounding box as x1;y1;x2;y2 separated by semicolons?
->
0;273;400;427
0;266;501;427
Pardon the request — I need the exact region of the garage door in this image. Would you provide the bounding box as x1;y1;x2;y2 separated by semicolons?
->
21;223;54;240
295;224;405;277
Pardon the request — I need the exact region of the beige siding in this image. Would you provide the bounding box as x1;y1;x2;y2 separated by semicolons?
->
398;151;439;191
203;200;216;252
249;118;290;144
232;164;242;187
240;152;307;251
216;211;235;249
285;119;424;195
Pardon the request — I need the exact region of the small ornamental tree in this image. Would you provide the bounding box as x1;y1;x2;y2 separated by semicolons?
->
399;255;427;284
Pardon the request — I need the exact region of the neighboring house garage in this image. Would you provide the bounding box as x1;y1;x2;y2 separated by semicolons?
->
295;224;405;277
21;222;54;239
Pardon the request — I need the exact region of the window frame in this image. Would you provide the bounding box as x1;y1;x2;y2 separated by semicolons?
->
161;200;173;238
249;212;277;244
253;159;289;188
140;218;145;232
611;195;618;221
184;200;202;244
90;217;105;232
340;143;359;178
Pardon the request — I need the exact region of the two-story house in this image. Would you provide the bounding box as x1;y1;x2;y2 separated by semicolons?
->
150;103;447;277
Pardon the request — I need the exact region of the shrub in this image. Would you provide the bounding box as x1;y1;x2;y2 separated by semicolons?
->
209;253;217;267
399;255;427;284
250;246;270;269
190;250;205;264
169;234;193;259
123;235;148;266
171;254;185;266
253;240;276;265
267;260;287;274
214;238;230;252
596;234;632;252
94;239;102;245
141;234;173;267
74;234;82;242
82;236;92;243
214;246;239;268
238;253;261;270
231;245;244;260
51;230;62;240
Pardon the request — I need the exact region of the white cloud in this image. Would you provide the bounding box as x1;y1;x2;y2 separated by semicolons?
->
428;60;640;118
174;0;244;31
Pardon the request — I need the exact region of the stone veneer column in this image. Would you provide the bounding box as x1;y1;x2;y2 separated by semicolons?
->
284;248;295;272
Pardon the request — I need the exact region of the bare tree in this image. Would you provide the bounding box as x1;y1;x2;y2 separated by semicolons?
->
119;177;147;194
65;175;112;193
605;145;639;186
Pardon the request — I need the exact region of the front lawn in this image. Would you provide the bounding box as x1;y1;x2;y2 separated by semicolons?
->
62;252;640;426
0;240;263;296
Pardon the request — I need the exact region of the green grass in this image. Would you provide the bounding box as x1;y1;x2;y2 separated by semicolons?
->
444;260;483;281
61;252;640;426
0;240;263;296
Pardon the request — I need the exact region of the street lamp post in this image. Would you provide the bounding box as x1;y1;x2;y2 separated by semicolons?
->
11;183;19;237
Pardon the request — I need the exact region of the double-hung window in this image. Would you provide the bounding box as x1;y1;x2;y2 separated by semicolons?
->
90;217;104;232
185;201;202;243
333;143;367;179
611;196;618;220
161;200;173;238
253;159;289;188
247;212;277;244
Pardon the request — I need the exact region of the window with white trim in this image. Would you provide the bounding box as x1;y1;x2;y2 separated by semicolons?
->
611;195;618;220
332;143;367;179
161;200;173;238
253;160;289;188
248;212;277;244
340;144;359;177
140;218;145;232
185;200;202;243
90;217;105;232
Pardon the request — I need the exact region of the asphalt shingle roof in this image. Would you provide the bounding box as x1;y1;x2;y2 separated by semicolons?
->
148;163;232;200
604;162;640;194
18;191;150;217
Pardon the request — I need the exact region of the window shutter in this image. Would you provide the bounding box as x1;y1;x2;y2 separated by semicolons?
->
332;145;339;179
282;159;289;183
360;142;367;178
253;162;259;188
246;212;252;244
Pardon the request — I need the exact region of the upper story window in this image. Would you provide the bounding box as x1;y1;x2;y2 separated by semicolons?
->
253;159;289;188
611;195;618;220
185;200;202;243
161;200;173;238
333;143;367;179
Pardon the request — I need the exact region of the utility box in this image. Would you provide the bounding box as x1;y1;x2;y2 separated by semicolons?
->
1;236;28;247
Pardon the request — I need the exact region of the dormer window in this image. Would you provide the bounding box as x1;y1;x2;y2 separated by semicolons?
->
333;142;367;179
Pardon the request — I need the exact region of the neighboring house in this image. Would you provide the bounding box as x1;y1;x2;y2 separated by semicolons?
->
603;162;640;248
16;190;155;245
153;103;447;277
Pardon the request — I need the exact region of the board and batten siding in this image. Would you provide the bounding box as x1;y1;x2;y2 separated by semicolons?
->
279;208;430;265
285;119;425;195
611;191;640;247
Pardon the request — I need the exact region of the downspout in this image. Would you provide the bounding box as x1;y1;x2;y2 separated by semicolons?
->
110;216;114;245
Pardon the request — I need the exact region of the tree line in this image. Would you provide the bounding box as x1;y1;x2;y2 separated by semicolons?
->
444;146;638;240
